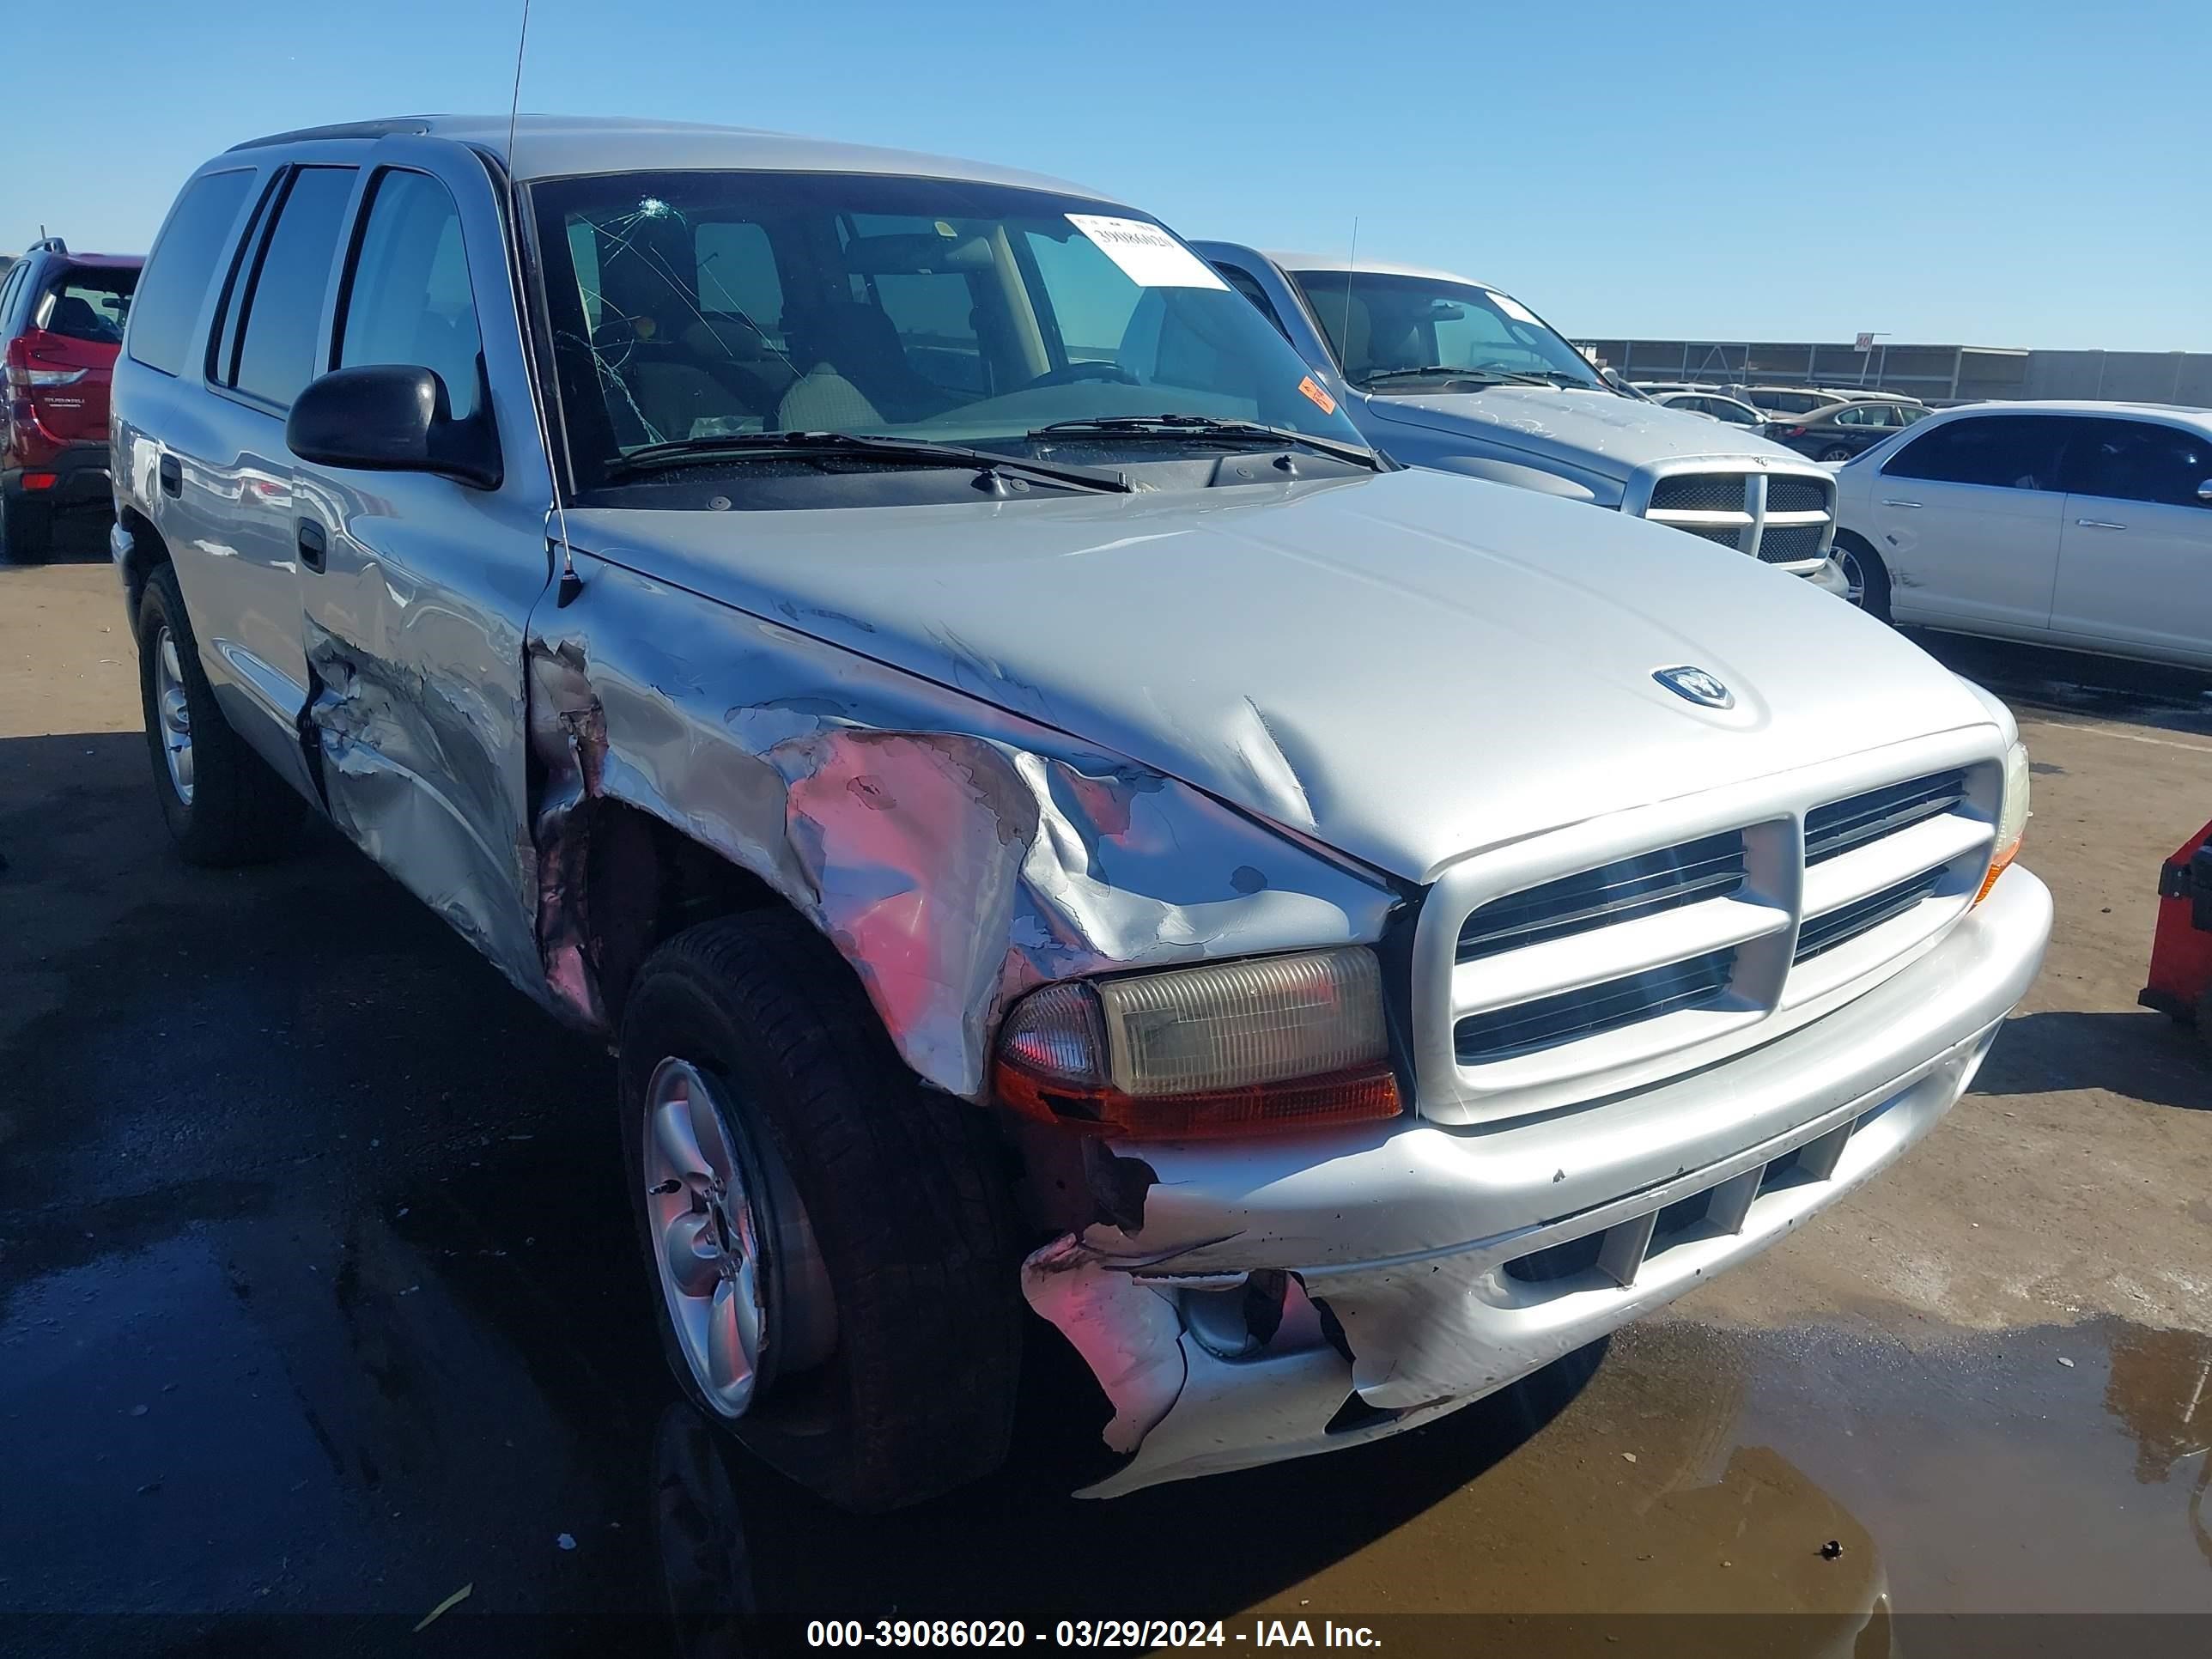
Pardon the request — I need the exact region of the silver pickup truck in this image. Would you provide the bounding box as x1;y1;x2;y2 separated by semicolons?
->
112;115;2049;1511
1194;245;1846;590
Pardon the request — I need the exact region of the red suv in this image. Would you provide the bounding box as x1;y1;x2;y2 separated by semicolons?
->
1;239;142;562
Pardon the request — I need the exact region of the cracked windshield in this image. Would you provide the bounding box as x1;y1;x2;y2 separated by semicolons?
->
532;172;1370;494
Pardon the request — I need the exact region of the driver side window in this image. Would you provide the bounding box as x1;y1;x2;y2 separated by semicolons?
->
337;169;483;420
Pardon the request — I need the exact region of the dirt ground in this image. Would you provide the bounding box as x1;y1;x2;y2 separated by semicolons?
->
3;547;2208;1650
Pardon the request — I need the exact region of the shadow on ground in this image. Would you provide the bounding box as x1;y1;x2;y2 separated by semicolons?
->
1976;1008;2210;1111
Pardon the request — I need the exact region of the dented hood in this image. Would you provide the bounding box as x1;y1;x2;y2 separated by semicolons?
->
1363;385;1812;483
567;468;1995;884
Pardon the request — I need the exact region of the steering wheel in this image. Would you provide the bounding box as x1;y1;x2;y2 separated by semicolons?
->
1024;361;1138;389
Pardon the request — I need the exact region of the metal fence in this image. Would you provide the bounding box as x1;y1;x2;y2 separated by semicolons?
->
1581;337;2212;408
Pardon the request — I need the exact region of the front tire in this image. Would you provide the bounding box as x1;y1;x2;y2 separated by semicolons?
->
135;562;304;865
619;910;1024;1512
1834;533;1893;623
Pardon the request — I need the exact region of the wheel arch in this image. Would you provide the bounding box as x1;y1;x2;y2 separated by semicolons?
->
116;504;172;621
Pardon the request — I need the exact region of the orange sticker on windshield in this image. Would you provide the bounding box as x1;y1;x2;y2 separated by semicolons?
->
1297;375;1337;415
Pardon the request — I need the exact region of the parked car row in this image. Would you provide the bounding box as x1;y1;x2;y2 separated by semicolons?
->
1194;248;1843;581
104;115;2050;1512
1628;380;1936;459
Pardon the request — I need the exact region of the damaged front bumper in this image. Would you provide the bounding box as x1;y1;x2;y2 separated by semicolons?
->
1024;863;2051;1497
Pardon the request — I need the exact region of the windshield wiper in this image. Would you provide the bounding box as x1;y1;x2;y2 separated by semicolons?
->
1358;365;1553;389
605;431;1131;493
1024;415;1382;470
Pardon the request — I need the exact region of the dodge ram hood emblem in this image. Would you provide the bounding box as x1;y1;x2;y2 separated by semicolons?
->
1654;665;1734;709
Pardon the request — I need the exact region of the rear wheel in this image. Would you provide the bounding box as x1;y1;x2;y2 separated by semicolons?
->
619;909;1024;1511
2197;985;2212;1062
135;562;304;865
1834;533;1893;623
1818;444;1854;463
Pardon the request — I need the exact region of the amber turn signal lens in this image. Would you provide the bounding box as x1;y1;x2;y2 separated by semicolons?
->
1975;837;2020;905
995;1053;1402;1139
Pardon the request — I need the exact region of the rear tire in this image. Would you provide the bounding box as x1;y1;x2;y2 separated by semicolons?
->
1834;533;1893;623
1818;444;1854;463
0;492;49;564
619;909;1024;1512
2197;985;2212;1062
135;562;304;866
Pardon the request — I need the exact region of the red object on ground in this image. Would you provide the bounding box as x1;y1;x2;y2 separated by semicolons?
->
2140;816;2212;1042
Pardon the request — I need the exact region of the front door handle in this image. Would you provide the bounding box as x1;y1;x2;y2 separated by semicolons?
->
2075;518;2126;530
1880;498;1922;508
158;454;181;498
297;519;327;574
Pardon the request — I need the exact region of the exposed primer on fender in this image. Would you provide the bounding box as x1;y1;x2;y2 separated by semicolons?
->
523;555;1401;1097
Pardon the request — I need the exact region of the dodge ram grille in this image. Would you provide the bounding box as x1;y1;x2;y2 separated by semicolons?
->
1639;470;1835;566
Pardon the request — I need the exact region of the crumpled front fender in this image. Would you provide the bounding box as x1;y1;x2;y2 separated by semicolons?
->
526;554;1403;1097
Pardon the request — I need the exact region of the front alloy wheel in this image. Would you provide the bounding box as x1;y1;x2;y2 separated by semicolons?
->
641;1055;836;1419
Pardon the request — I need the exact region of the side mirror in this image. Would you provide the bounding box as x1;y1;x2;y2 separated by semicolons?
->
2198;478;2212;504
286;363;502;490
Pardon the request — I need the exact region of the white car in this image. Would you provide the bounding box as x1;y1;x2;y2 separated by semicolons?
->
1642;388;1771;428
1832;401;2212;669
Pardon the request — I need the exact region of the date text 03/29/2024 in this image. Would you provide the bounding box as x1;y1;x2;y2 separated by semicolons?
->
805;1620;1382;1649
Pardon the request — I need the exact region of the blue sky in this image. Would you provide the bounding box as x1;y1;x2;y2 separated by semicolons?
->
7;0;2207;350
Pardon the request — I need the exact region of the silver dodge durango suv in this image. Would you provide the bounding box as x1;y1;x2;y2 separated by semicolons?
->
111;114;2051;1511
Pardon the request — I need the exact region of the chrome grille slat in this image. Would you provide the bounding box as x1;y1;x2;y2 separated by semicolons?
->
1455;951;1733;1064
1806;770;1967;865
1457;830;1746;961
1794;867;1947;962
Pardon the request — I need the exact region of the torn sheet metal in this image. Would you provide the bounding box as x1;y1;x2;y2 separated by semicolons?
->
1019;1237;1184;1455
525;554;1401;1097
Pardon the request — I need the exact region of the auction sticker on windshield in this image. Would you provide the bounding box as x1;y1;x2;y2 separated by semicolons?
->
1066;216;1229;289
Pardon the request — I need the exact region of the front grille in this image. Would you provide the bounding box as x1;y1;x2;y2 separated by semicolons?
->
1638;470;1834;567
1806;770;1967;864
1794;866;1946;962
1455;951;1733;1064
1758;523;1826;563
1427;750;1997;1117
1648;476;1747;514
1458;830;1746;961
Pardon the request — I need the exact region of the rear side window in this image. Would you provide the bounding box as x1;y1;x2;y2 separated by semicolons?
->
2062;420;2212;508
337;170;483;420
128;169;255;376
229;166;358;408
1882;415;2074;491
1213;263;1291;343
38;269;137;343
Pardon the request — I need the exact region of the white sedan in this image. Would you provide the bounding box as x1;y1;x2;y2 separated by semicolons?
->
1832;400;2212;670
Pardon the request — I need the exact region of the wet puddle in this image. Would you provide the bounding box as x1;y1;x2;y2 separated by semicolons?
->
3;1148;2206;1653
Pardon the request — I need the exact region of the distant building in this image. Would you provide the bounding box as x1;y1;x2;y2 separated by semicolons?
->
1582;337;2212;407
